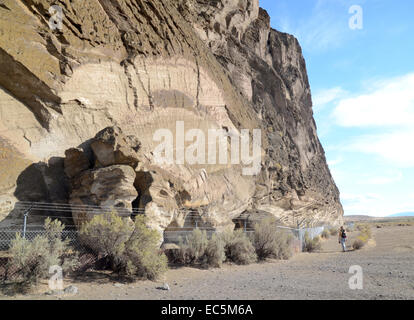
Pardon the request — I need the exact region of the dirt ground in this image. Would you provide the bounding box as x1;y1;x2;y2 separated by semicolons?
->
2;225;414;300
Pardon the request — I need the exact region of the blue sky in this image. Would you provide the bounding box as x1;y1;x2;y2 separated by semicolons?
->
260;0;414;216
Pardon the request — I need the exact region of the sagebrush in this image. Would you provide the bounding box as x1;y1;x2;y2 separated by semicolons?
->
329;227;338;236
321;229;330;239
352;224;372;250
172;229;208;265
222;230;257;265
204;234;226;268
81;211;167;280
303;232;322;252
252;217;292;260
172;229;225;268
6;218;78;286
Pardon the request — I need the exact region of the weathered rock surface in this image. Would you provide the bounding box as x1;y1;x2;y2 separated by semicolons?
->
0;0;343;230
64;148;91;179
177;1;343;226
66;126;255;234
91;126;141;168
69;164;137;227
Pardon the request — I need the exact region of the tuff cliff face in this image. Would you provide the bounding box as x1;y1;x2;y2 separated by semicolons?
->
0;0;343;232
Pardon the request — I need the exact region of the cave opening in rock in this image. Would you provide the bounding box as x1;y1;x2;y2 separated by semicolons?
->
132;171;154;218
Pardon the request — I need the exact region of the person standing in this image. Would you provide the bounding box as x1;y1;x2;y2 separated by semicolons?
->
338;226;347;252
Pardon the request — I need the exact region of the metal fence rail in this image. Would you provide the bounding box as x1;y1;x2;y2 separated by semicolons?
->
0;229;81;251
0;224;332;252
0;228;99;281
0;224;333;283
0;225;331;253
1;201;334;279
0;200;338;284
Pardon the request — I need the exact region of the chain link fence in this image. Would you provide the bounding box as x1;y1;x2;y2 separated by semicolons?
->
0;229;82;251
0;201;334;283
163;225;330;254
0;227;101;282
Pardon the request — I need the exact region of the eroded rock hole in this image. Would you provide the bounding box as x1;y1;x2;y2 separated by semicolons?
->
132;171;154;216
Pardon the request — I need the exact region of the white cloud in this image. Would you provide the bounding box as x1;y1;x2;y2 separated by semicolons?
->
332;73;414;167
332;73;414;127
341;192;414;217
313;87;347;112
327;156;343;167
347;129;414;167
275;2;351;53
341;192;381;203
358;171;403;185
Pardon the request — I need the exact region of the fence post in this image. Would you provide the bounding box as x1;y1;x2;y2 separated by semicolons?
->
297;223;303;252
22;205;33;239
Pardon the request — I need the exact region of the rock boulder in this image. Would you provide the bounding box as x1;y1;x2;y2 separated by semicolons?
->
69;165;137;227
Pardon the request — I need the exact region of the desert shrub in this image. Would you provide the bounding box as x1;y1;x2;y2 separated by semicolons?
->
172;229;208;265
80;211;134;271
170;237;188;265
352;225;372;250
347;225;355;232
204;234;226;268
184;228;209;263
321;229;330;239
6;218;78;286
352;237;366;250
123;216;168;279
7;234;49;285
222;230;257;265
303;232;322;252
252;217;293;260
173;230;225;268
356;224;372;237
271;231;293;260
355;223;364;231
329;227;338;236
80;212;167;280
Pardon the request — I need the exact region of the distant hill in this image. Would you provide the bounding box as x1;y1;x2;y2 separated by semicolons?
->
388;212;414;217
344;215;378;222
344;213;414;222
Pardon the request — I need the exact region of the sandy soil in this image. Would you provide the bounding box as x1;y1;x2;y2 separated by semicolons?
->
2;225;414;300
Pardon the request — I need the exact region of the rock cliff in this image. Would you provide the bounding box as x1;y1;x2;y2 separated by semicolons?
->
0;0;343;232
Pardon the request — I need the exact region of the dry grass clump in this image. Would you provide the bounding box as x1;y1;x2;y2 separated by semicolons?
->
321;229;330;239
346;225;355;232
352;238;365;250
252;217;292;260
303;232;322;252
352;224;372;250
329;227;338;236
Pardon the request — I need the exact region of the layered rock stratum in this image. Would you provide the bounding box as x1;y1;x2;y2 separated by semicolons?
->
0;0;343;233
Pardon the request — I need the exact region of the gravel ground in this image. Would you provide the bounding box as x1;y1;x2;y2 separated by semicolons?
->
2;225;414;300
